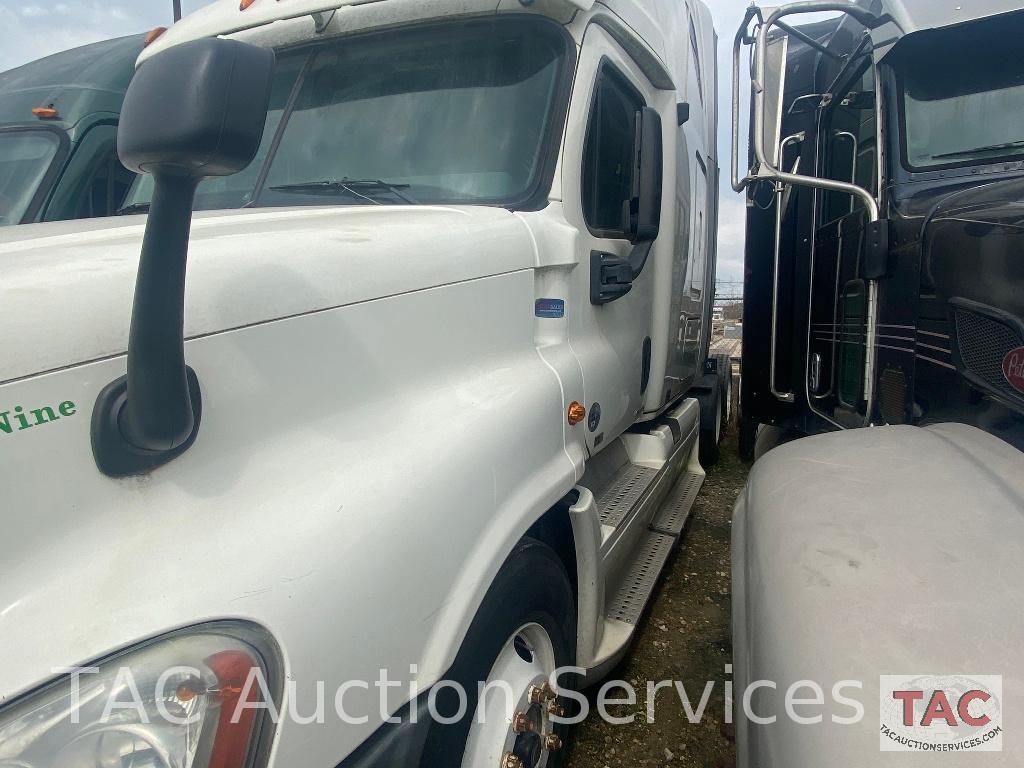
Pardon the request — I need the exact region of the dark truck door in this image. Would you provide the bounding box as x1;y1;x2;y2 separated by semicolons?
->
805;59;882;428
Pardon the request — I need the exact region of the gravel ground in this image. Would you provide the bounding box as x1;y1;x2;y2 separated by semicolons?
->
566;417;751;768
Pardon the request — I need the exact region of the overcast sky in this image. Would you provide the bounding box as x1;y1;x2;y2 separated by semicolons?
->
0;0;753;283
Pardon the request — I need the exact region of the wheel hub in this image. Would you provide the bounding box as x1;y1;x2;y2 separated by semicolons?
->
460;623;563;768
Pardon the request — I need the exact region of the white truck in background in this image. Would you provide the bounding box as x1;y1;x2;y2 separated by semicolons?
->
0;1;722;766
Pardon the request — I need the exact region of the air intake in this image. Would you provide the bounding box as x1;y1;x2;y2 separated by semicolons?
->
951;298;1024;412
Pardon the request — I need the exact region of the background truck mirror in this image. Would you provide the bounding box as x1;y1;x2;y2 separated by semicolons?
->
677;102;691;126
625;106;663;244
91;38;276;477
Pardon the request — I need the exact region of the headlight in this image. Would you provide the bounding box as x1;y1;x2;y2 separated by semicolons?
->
0;625;279;768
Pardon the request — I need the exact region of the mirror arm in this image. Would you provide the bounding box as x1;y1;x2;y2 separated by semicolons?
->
120;173;200;451
91;172;203;477
628;240;655;279
775;20;841;59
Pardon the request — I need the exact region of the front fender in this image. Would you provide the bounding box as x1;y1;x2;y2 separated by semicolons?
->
0;269;578;766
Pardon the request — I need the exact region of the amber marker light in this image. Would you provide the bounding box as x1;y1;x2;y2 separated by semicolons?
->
144;26;168;46
568;402;586;426
239;0;257;9
31;106;59;120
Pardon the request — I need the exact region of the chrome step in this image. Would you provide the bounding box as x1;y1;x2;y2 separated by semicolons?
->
650;470;704;539
593;464;658;528
606;530;675;625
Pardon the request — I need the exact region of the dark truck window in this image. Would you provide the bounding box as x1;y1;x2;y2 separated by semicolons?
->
123;18;570;212
0;130;60;226
582;63;644;235
44;125;135;221
837;280;867;408
897;12;1024;170
821;66;877;224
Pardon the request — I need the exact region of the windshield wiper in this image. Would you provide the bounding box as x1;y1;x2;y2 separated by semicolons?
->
268;179;418;205
932;140;1024;161
116;202;151;215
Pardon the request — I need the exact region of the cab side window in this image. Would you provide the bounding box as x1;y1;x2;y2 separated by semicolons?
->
821;65;877;224
582;62;644;236
43;124;135;221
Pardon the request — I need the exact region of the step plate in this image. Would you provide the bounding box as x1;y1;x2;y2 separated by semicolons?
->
594;465;658;528
606;530;675;625
650;470;704;538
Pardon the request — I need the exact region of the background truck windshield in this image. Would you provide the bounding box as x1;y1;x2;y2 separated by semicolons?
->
123;18;568;212
898;12;1024;170
0;130;59;226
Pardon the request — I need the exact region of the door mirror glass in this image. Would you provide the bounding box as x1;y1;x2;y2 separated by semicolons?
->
761;33;790;167
626;106;663;243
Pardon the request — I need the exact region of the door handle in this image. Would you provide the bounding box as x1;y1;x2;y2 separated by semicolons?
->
590;250;634;305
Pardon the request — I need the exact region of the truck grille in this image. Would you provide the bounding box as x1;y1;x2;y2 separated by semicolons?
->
952;301;1024;410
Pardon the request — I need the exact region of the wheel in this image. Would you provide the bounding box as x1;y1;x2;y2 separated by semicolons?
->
697;382;722;467
421;538;576;768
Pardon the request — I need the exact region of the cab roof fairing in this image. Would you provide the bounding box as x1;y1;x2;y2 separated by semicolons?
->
0;34;143;132
138;0;597;64
857;0;1024;59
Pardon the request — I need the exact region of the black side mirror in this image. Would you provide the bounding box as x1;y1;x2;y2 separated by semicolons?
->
677;102;691;126
593;107;665;305
92;38;275;477
624;106;663;244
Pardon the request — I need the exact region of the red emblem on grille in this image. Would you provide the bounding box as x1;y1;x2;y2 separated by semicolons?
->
1003;347;1024;394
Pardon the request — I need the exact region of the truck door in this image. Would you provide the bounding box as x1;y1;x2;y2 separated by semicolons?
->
42;124;136;221
562;25;662;452
806;61;879;428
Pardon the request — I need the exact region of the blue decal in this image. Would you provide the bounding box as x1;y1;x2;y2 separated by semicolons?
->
535;298;565;319
588;403;602;433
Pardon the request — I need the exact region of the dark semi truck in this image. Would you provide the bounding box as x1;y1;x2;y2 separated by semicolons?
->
737;0;1024;457
0;34;142;227
731;2;1023;765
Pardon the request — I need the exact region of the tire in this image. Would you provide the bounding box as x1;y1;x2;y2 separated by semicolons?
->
421;538;576;768
697;382;722;467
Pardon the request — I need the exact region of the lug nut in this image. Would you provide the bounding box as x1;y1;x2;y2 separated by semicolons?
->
529;681;557;703
512;711;534;733
545;734;563;751
501;754;524;768
547;701;565;717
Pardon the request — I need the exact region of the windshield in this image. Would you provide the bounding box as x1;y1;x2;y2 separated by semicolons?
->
898;13;1024;170
0;130;61;226
123;18;569;212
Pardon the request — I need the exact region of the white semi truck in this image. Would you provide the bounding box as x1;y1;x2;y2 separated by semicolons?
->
0;1;722;766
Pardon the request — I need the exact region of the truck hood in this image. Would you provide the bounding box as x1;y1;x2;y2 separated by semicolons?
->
0;205;535;384
733;423;1024;766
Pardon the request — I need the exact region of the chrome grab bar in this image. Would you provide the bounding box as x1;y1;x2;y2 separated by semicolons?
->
832;130;859;215
769;132;806;404
750;4;880;222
